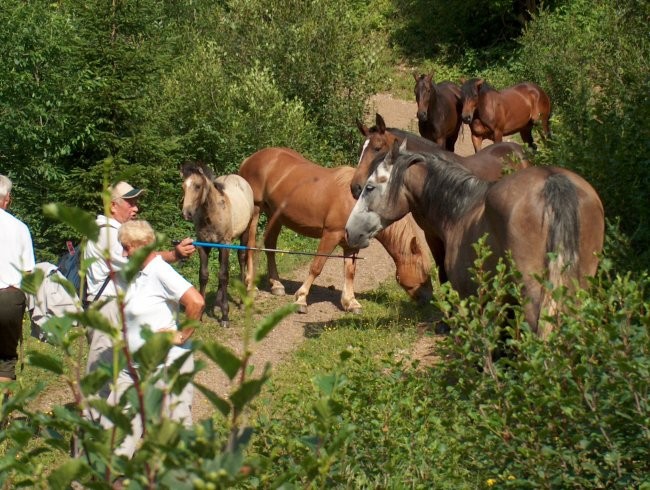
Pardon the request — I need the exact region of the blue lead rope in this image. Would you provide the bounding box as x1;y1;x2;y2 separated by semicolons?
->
190;241;362;259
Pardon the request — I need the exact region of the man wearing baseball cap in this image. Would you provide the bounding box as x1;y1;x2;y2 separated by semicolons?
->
84;181;195;398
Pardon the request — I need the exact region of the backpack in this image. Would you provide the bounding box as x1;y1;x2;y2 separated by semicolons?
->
57;240;82;292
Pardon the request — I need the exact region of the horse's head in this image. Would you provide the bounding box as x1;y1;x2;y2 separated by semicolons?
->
346;139;409;249
351;113;399;199
414;73;435;123
388;224;434;306
180;161;214;221
460;78;484;124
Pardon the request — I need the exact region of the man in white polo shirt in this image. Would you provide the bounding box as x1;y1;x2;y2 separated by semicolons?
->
0;175;36;384
84;181;195;398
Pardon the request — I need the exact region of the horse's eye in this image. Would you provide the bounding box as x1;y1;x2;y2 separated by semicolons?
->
364;185;375;194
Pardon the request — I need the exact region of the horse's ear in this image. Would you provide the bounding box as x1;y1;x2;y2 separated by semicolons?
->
356;118;368;136
413;72;419;82
399;138;408;152
476;79;484;91
409;236;421;255
425;73;433;83
391;138;401;159
376;113;386;132
460;77;466;85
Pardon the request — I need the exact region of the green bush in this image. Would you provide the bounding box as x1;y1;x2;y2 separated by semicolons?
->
517;0;650;269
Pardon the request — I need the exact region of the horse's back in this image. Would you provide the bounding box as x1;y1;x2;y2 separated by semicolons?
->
486;166;603;279
215;174;255;238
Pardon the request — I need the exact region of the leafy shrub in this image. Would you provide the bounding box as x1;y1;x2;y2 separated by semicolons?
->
517;0;650;269
431;243;650;488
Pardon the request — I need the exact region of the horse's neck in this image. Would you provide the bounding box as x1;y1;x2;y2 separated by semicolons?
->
411;159;489;234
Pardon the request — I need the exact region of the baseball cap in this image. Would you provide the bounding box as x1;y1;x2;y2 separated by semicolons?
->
110;181;144;201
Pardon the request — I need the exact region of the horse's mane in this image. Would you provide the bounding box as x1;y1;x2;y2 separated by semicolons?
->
387;151;490;225
378;215;432;270
180;160;217;182
460;78;496;99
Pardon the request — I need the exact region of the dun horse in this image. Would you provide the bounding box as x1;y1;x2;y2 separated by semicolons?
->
238;147;432;314
353;113;531;283
345;142;604;337
413;73;462;151
460;78;552;152
181;161;254;326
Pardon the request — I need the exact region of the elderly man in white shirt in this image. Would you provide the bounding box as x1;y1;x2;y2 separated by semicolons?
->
0;175;36;384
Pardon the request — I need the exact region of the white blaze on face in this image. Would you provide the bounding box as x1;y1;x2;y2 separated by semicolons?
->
357;138;370;167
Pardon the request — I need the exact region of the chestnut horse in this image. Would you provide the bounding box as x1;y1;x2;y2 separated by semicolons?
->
181;161;254;326
352;113;531;283
413;73;462;151
460;78;552;152
238;147;432;314
345;142;604;337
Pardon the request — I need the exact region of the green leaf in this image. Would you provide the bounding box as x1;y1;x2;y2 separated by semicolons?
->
20;269;44;296
27;352;63;375
194;384;231;417
43;204;100;241
134;332;172;375
47;458;86;490
255;303;298;342
120;240;158;284
200;342;241;380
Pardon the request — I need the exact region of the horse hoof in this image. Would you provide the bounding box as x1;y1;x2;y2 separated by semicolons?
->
271;286;285;296
296;304;308;314
348;307;363;315
221;320;230;328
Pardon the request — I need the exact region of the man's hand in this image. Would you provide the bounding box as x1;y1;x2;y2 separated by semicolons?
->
174;237;196;260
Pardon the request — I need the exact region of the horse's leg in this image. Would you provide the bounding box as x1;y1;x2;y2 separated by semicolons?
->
216;247;231;327
237;229;248;284
520;124;536;151
425;231;447;284
470;132;483;153
198;245;210;299
244;206;261;290
341;247;362;314
263;219;285;296
293;233;342;314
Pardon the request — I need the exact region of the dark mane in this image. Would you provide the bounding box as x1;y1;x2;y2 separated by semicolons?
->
180;160;216;181
460;78;496;99
387;151;491;225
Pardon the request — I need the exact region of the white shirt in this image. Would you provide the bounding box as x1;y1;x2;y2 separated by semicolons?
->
0;208;35;289
84;215;124;298
123;255;192;364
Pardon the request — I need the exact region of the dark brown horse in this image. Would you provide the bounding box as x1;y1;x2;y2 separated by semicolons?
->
413;73;462;151
238;147;433;313
345;142;604;337
181;161;254;326
352;113;531;283
460;78;552;152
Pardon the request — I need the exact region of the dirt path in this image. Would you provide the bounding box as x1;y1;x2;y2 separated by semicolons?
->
192;93;509;419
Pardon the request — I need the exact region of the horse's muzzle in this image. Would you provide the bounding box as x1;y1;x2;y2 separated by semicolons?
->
461;114;472;124
417;111;429;123
351;184;362;200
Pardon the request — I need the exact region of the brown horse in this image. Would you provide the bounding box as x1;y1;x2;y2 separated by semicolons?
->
345;142;604;337
352;113;531;283
460;78;552;152
181;161;254;326
238;147;433;313
413;73;462;151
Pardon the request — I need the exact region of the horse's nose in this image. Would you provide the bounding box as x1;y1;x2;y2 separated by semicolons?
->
182;210;192;221
351;184;362;200
461;114;472;124
417;110;428;122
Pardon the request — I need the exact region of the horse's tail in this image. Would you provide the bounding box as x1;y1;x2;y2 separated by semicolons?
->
539;173;580;336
